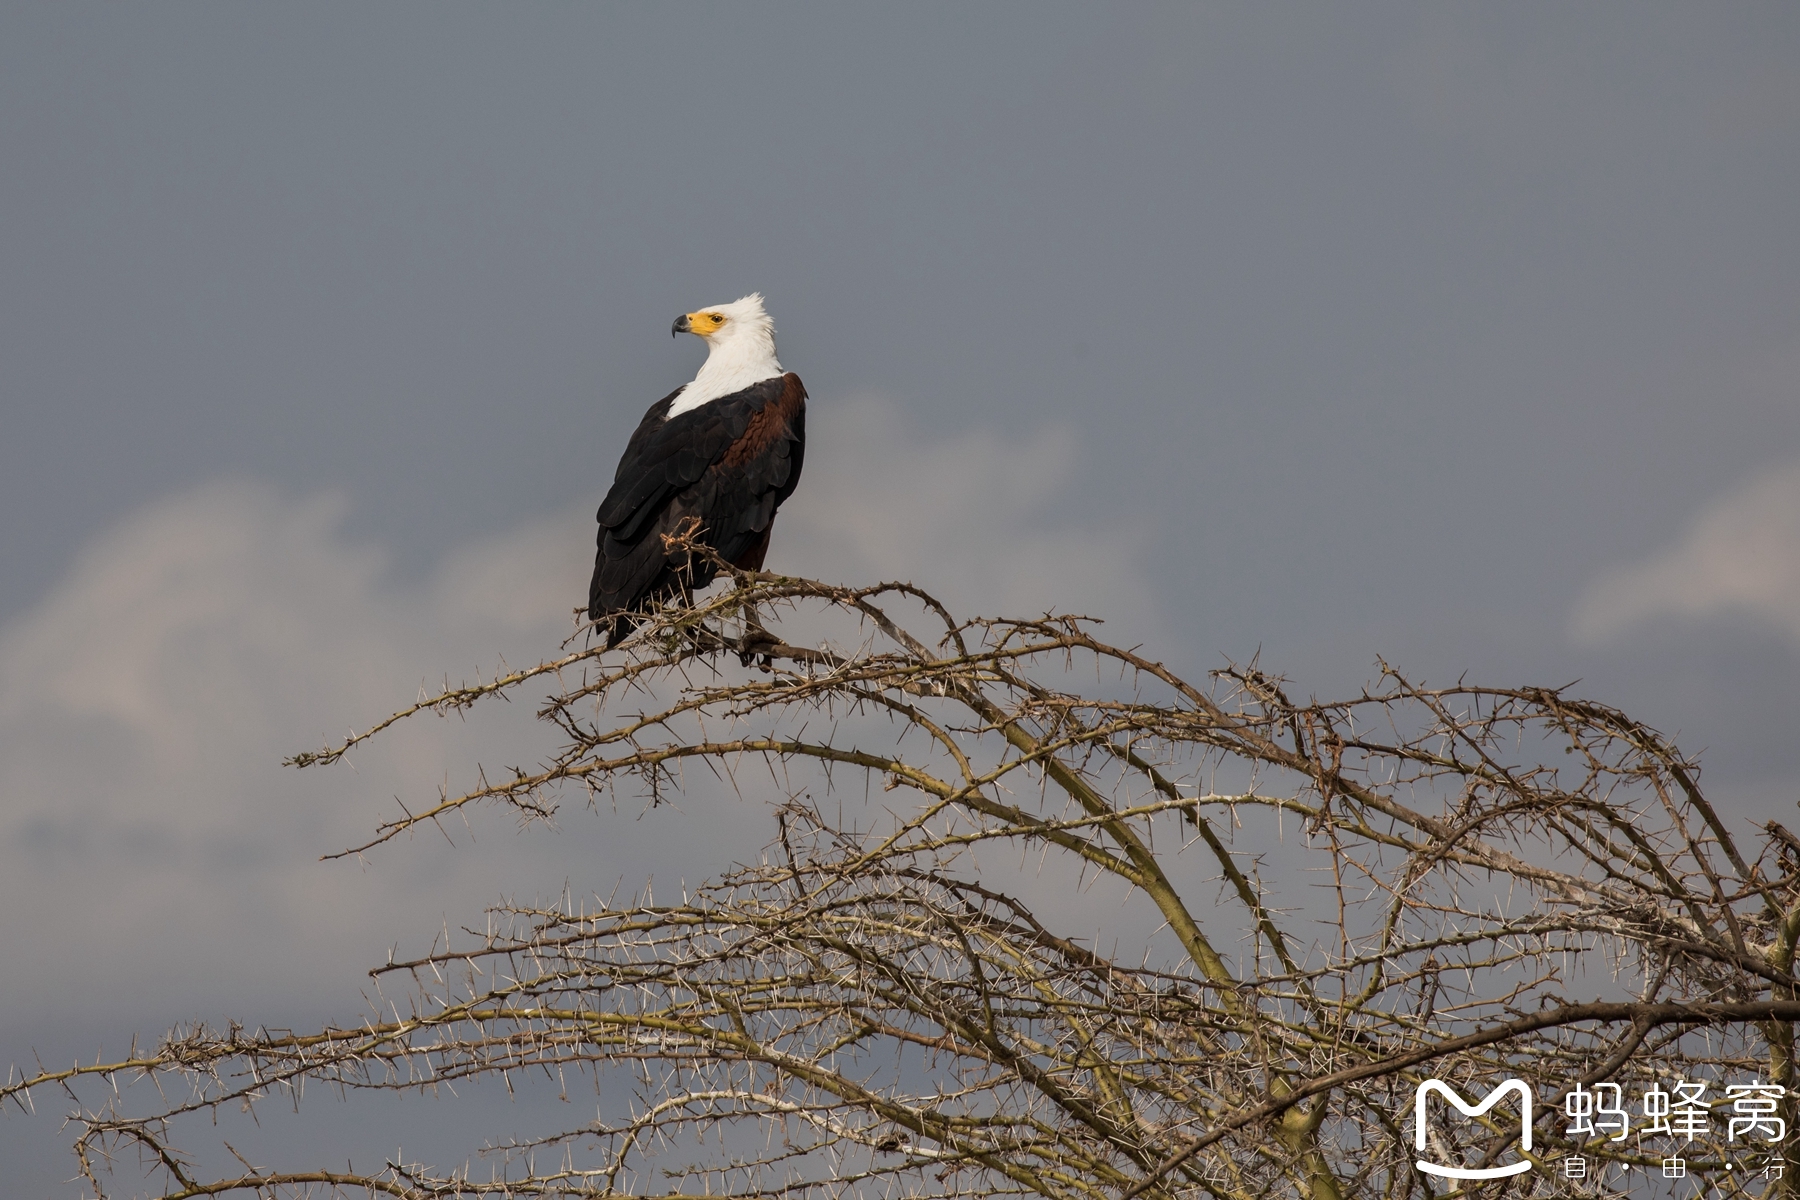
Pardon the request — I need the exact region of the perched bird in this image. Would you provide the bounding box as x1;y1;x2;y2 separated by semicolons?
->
588;294;807;646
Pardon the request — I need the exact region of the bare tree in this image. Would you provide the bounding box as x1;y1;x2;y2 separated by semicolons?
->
9;552;1800;1198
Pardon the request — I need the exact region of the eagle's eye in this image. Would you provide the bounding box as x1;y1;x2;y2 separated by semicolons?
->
710;313;724;322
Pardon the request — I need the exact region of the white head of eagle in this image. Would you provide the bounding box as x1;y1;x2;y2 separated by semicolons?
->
588;294;809;645
666;293;782;417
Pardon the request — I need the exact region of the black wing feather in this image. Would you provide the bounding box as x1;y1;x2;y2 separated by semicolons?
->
589;375;806;634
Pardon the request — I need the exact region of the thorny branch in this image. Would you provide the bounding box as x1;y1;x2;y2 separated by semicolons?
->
11;560;1800;1198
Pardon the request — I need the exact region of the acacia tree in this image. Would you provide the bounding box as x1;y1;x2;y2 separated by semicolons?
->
9;552;1800;1198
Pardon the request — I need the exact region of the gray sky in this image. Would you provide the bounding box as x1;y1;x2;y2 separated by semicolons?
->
3;3;1798;1192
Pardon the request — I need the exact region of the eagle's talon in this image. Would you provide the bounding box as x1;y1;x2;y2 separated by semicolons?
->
736;624;779;667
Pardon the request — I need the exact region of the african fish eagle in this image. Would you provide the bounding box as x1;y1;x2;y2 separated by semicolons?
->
588;294;807;646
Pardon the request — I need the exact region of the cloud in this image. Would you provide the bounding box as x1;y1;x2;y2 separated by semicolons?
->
0;403;1158;1022
777;397;1163;644
1570;457;1800;648
0;481;597;1020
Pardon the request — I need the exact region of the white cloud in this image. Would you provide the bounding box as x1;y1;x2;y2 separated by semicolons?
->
0;403;1158;1022
1570;457;1800;647
777;397;1163;644
0;481;597;1019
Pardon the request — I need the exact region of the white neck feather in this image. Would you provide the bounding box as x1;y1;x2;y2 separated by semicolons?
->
666;324;783;418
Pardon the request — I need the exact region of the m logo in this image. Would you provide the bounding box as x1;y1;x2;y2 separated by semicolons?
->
1414;1078;1534;1180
